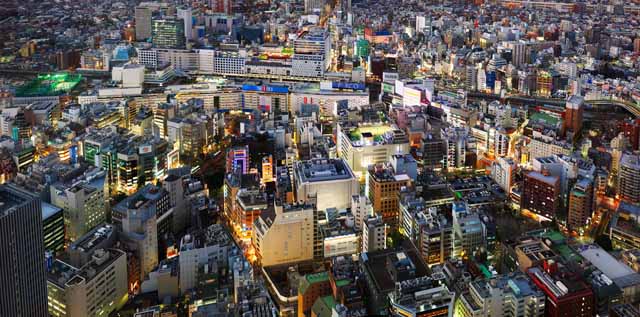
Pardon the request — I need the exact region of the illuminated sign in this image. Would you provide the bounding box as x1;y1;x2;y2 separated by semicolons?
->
416;308;449;317
242;84;289;93
139;145;153;154
332;82;366;91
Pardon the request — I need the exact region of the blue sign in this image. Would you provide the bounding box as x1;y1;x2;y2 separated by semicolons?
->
70;145;78;164
242;84;289;93
332;82;366;91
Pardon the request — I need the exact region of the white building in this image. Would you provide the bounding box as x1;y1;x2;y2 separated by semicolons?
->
456;273;546;317
362;215;386;253
351;194;373;231
491;157;516;192
337;122;411;177
112;64;145;88
293;158;359;212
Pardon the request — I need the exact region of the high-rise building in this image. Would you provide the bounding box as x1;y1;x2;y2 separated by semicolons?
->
227;146;249;174
568;178;594;230
536;70;553;97
527;266;595;317
506;41;527;67
367;163;411;228
304;0;324;13
135;6;152;40
152;18;186;49
491;157;516;192
261;155;274;184
522;171;561;220
565;95;584;135
42;202;65;254
362;215;386;253
112;186;167;281
416;16;426;33
209;0;232;14
47;249;128;317
351;194;372;231
252;202;317;266
442;127;468;170
0;184;48;317
618;154;640;204
452;201;485;258
294;158;359;212
177;7;193;41
337;121;410;177
400;191;452;266
51;183;107;243
455;273;546;317
178;224;232;293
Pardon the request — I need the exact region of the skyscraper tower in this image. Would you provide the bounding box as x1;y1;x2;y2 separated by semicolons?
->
152;18;186;49
0;184;48;317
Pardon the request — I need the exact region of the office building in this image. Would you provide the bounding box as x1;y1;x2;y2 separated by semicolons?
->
367;163;411;228
610;203;640;252
294;158;359;212
568;178;593;230
233;188;269;241
565;95;584;134
491;157;516;192
112;186;169;281
135;6;153;40
42;202;65;254
455;273;546;317
47;249;128;317
179;224;233;293
452;201;485;259
400;190;452;266
618;154;640;204
0;184;48;317
351;194;372;231
337;121;410;178
177;7;193;41
51;183;107;243
152;18;186;49
227;146;249;174
522;171;560;220
527;266;595;317
252;202;317;266
362;214;386;253
304;0;324;13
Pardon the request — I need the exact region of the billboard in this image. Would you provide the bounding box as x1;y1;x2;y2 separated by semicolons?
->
242;84;289;93
332;81;366;91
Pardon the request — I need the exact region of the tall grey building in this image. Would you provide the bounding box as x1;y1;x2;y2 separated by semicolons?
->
0;184;48;317
135;6;153;40
618;154;640;204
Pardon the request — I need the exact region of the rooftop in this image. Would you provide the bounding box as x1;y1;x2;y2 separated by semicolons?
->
42;201;62;220
294;158;355;183
180;224;232;252
578;245;638;280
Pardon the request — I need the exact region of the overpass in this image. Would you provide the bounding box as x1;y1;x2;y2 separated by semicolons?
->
493;0;640;14
587;98;640;118
445;87;640;117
